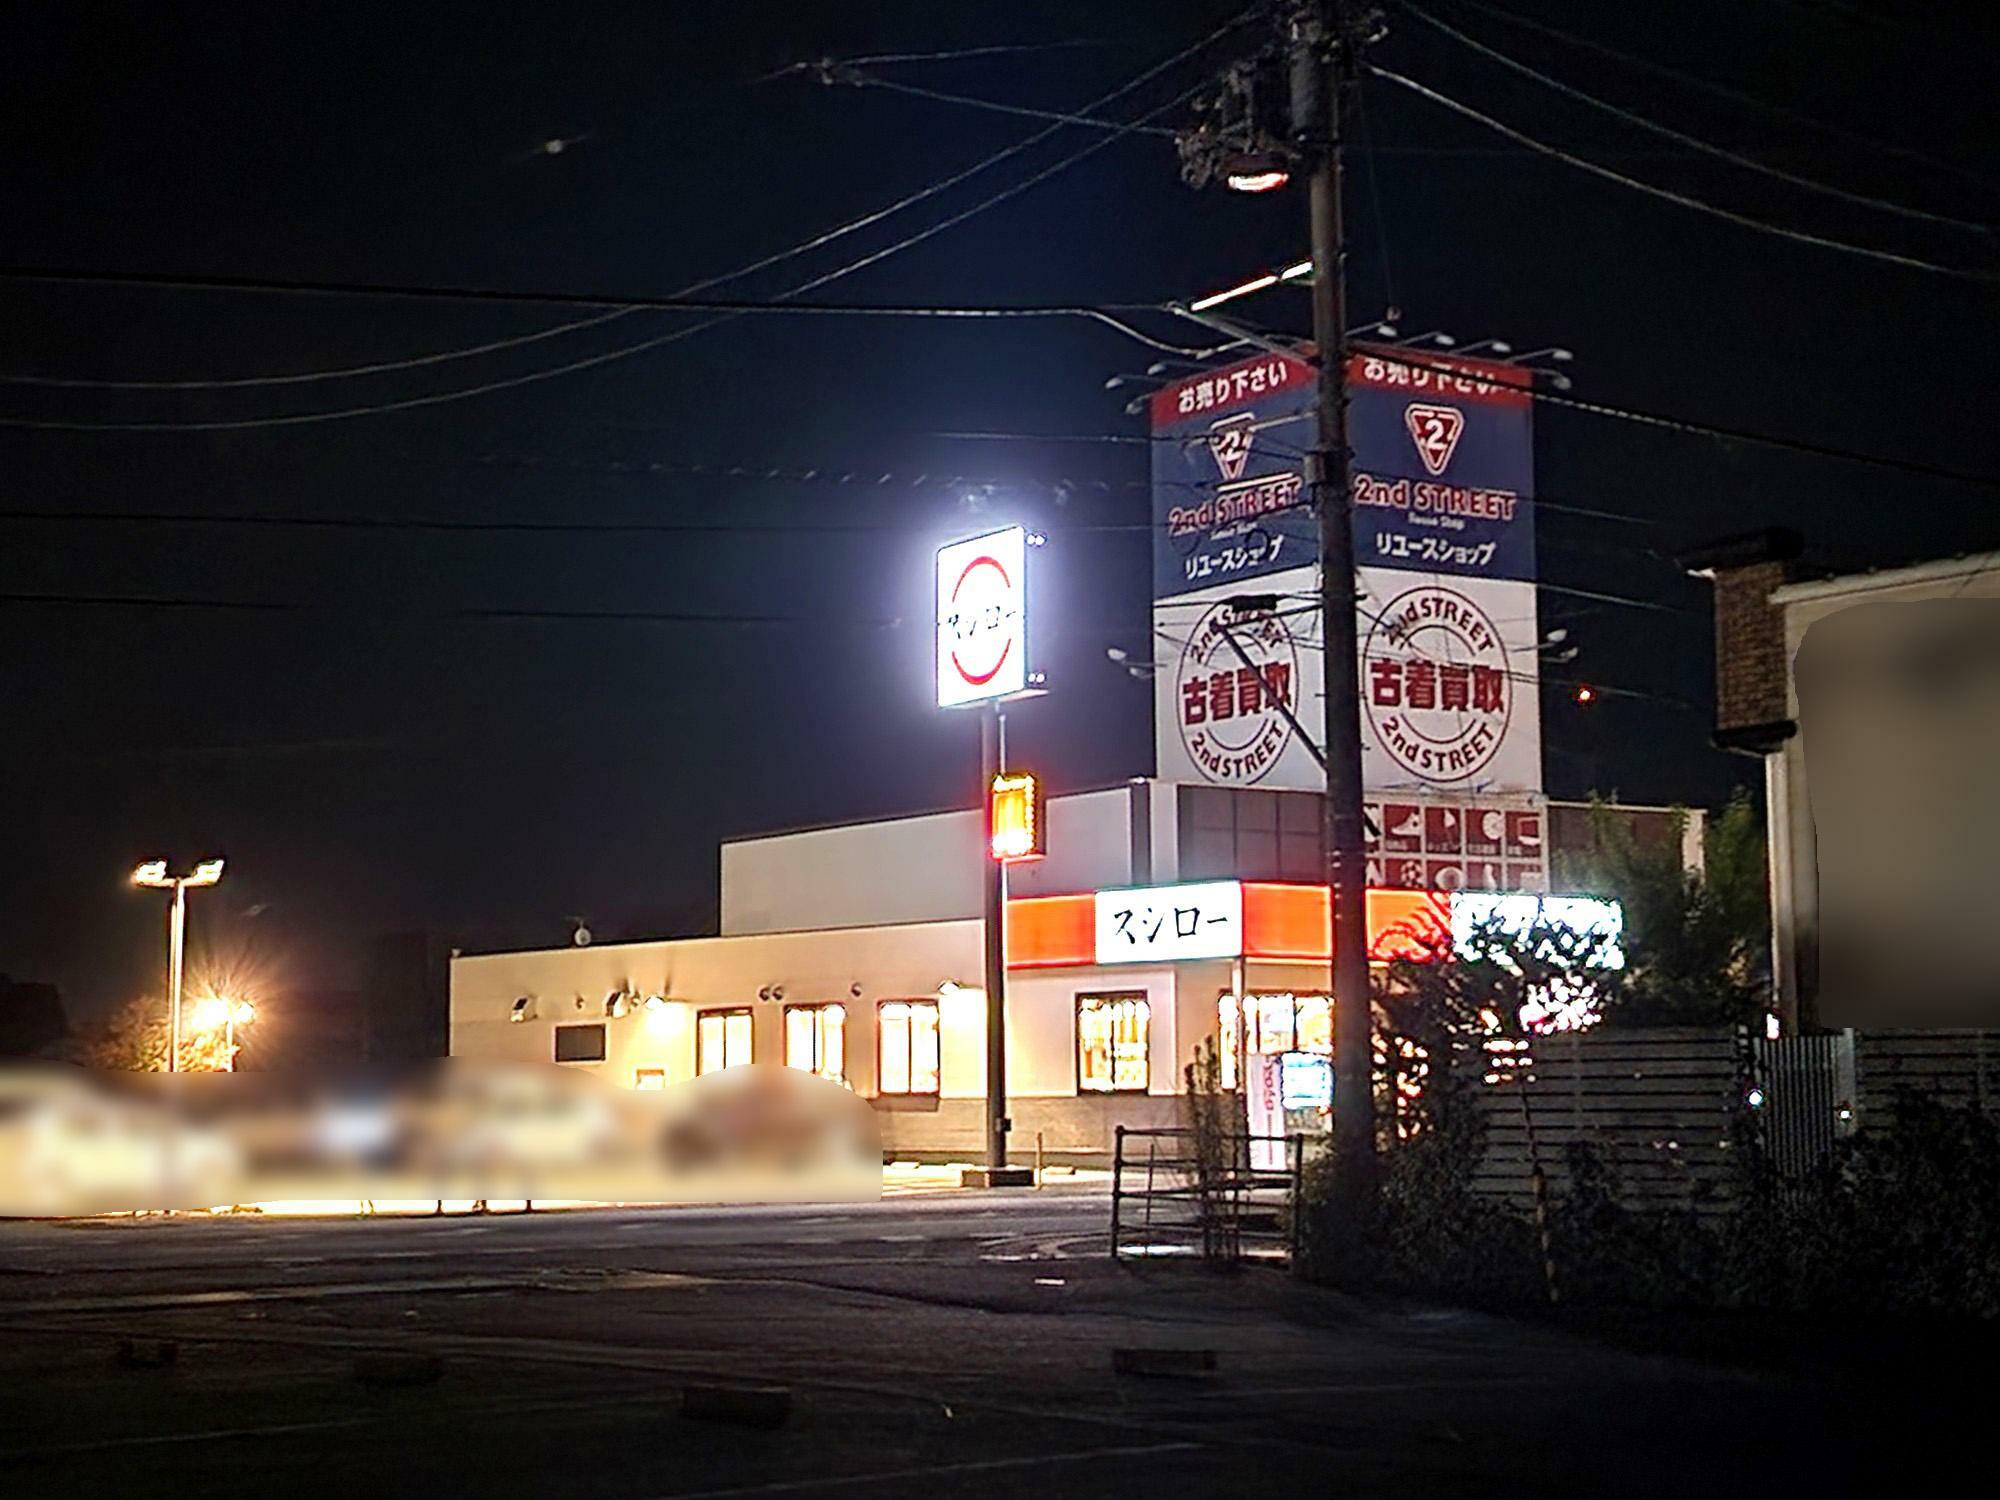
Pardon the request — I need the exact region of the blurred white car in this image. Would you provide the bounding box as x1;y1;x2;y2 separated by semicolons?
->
0;1067;242;1216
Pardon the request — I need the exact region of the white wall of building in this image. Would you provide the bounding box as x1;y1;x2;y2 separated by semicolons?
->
1771;552;2000;1021
719;785;1141;936
453;920;981;1096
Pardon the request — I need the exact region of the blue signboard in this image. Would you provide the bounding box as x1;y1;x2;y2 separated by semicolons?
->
1149;352;1320;600
1346;347;1536;582
1150;346;1536;593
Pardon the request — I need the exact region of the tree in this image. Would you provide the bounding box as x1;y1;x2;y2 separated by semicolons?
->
72;996;235;1073
1568;791;1770;1027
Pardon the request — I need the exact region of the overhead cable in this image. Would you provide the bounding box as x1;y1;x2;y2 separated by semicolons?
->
0;17;1246;430
1365;63;1998;282
1442;0;1995;194
1398;2;1991;234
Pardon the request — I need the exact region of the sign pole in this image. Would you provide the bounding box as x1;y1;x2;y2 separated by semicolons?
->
981;703;1011;1174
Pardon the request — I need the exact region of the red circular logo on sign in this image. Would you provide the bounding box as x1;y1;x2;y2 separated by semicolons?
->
949;553;1014;688
1174;604;1301;785
1363;584;1512;784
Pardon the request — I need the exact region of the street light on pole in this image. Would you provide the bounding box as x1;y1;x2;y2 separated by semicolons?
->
190;994;256;1071
132;859;225;1074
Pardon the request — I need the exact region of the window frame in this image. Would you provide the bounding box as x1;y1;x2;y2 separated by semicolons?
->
1075;991;1151;1096
783;1001;848;1084
875;998;941;1097
695;1006;753;1075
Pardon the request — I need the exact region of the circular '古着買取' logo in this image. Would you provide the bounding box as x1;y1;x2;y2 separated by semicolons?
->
1362;584;1512;784
1175;603;1301;785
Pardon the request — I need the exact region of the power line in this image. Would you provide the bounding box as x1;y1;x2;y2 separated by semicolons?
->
0;506;1175;537
761;39;1112;79
1147;617;1698;712
1329;338;2000;494
0;15;1246;423
835;40;1112;68
0;29;1234;396
1397;1;1991;234
0;308;642;391
0;590;904;627
1436;0;1997;196
1365;63;1998;281
941;391;2000;497
0;275;1162;323
0;296;1226;435
834;70;1180;138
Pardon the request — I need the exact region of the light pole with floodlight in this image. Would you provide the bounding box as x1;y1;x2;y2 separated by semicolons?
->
131;859;224;1074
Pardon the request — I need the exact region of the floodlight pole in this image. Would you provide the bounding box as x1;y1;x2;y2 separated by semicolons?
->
134;859;224;1074
167;882;187;1075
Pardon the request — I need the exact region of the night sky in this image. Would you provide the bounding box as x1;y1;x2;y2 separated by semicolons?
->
4;1;1994;1019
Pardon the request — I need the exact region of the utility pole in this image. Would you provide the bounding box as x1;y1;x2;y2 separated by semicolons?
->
1294;0;1377;1208
1177;1;1380;1219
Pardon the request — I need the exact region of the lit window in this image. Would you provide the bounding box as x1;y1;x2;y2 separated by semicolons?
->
878;1000;940;1095
696;1008;752;1074
1218;992;1333;1089
1078;993;1150;1094
1220;993;1239;1091
553;1023;606;1063
785;1003;847;1084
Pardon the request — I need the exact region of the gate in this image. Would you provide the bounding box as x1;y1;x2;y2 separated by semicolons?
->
1108;1125;1305;1264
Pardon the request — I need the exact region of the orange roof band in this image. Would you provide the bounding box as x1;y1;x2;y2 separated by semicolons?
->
1005;883;1452;969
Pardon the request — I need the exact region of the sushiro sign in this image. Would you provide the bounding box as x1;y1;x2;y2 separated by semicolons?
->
936;525;1028;708
1094;879;1244;964
1150;345;1542;799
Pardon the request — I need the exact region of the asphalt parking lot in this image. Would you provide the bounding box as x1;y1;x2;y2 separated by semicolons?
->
0;1191;1966;1497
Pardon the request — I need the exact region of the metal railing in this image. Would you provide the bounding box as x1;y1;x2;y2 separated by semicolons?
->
1109;1125;1306;1264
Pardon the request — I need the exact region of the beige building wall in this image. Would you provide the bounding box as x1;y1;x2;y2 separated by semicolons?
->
718;786;1142;937
1771;553;2000;1023
450;921;1281;1163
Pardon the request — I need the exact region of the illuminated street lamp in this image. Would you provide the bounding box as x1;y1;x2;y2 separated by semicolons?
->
190;994;256;1071
131;858;225;1074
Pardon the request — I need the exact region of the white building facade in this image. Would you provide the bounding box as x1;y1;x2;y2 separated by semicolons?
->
451;780;1671;1164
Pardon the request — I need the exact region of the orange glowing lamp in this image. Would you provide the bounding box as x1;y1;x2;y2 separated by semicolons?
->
989;771;1045;863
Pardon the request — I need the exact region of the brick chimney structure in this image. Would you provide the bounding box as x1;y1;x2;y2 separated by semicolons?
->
1682;528;1804;754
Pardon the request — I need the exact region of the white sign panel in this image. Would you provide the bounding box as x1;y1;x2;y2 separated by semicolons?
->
1093;879;1244;965
1154;563;1325;790
1356;566;1542;795
1153;564;1542;797
1247;1054;1285;1170
936;526;1027;708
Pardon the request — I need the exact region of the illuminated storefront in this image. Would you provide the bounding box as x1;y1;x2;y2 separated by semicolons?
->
451;780;1637;1166
451;868;1619;1165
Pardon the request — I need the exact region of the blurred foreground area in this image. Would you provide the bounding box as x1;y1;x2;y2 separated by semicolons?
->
0;1061;880;1217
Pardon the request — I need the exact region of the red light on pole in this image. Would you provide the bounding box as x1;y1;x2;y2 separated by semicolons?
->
1574;685;1596;704
989;771;1044;862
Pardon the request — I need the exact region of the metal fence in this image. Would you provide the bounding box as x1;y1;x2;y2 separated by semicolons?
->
1750;1030;1852;1182
1108;1125;1305;1264
1473;1026;2000;1212
1470;1026;1753;1216
1854;1029;1999;1126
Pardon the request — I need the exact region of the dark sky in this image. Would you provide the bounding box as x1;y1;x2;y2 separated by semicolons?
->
3;1;1995;1018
